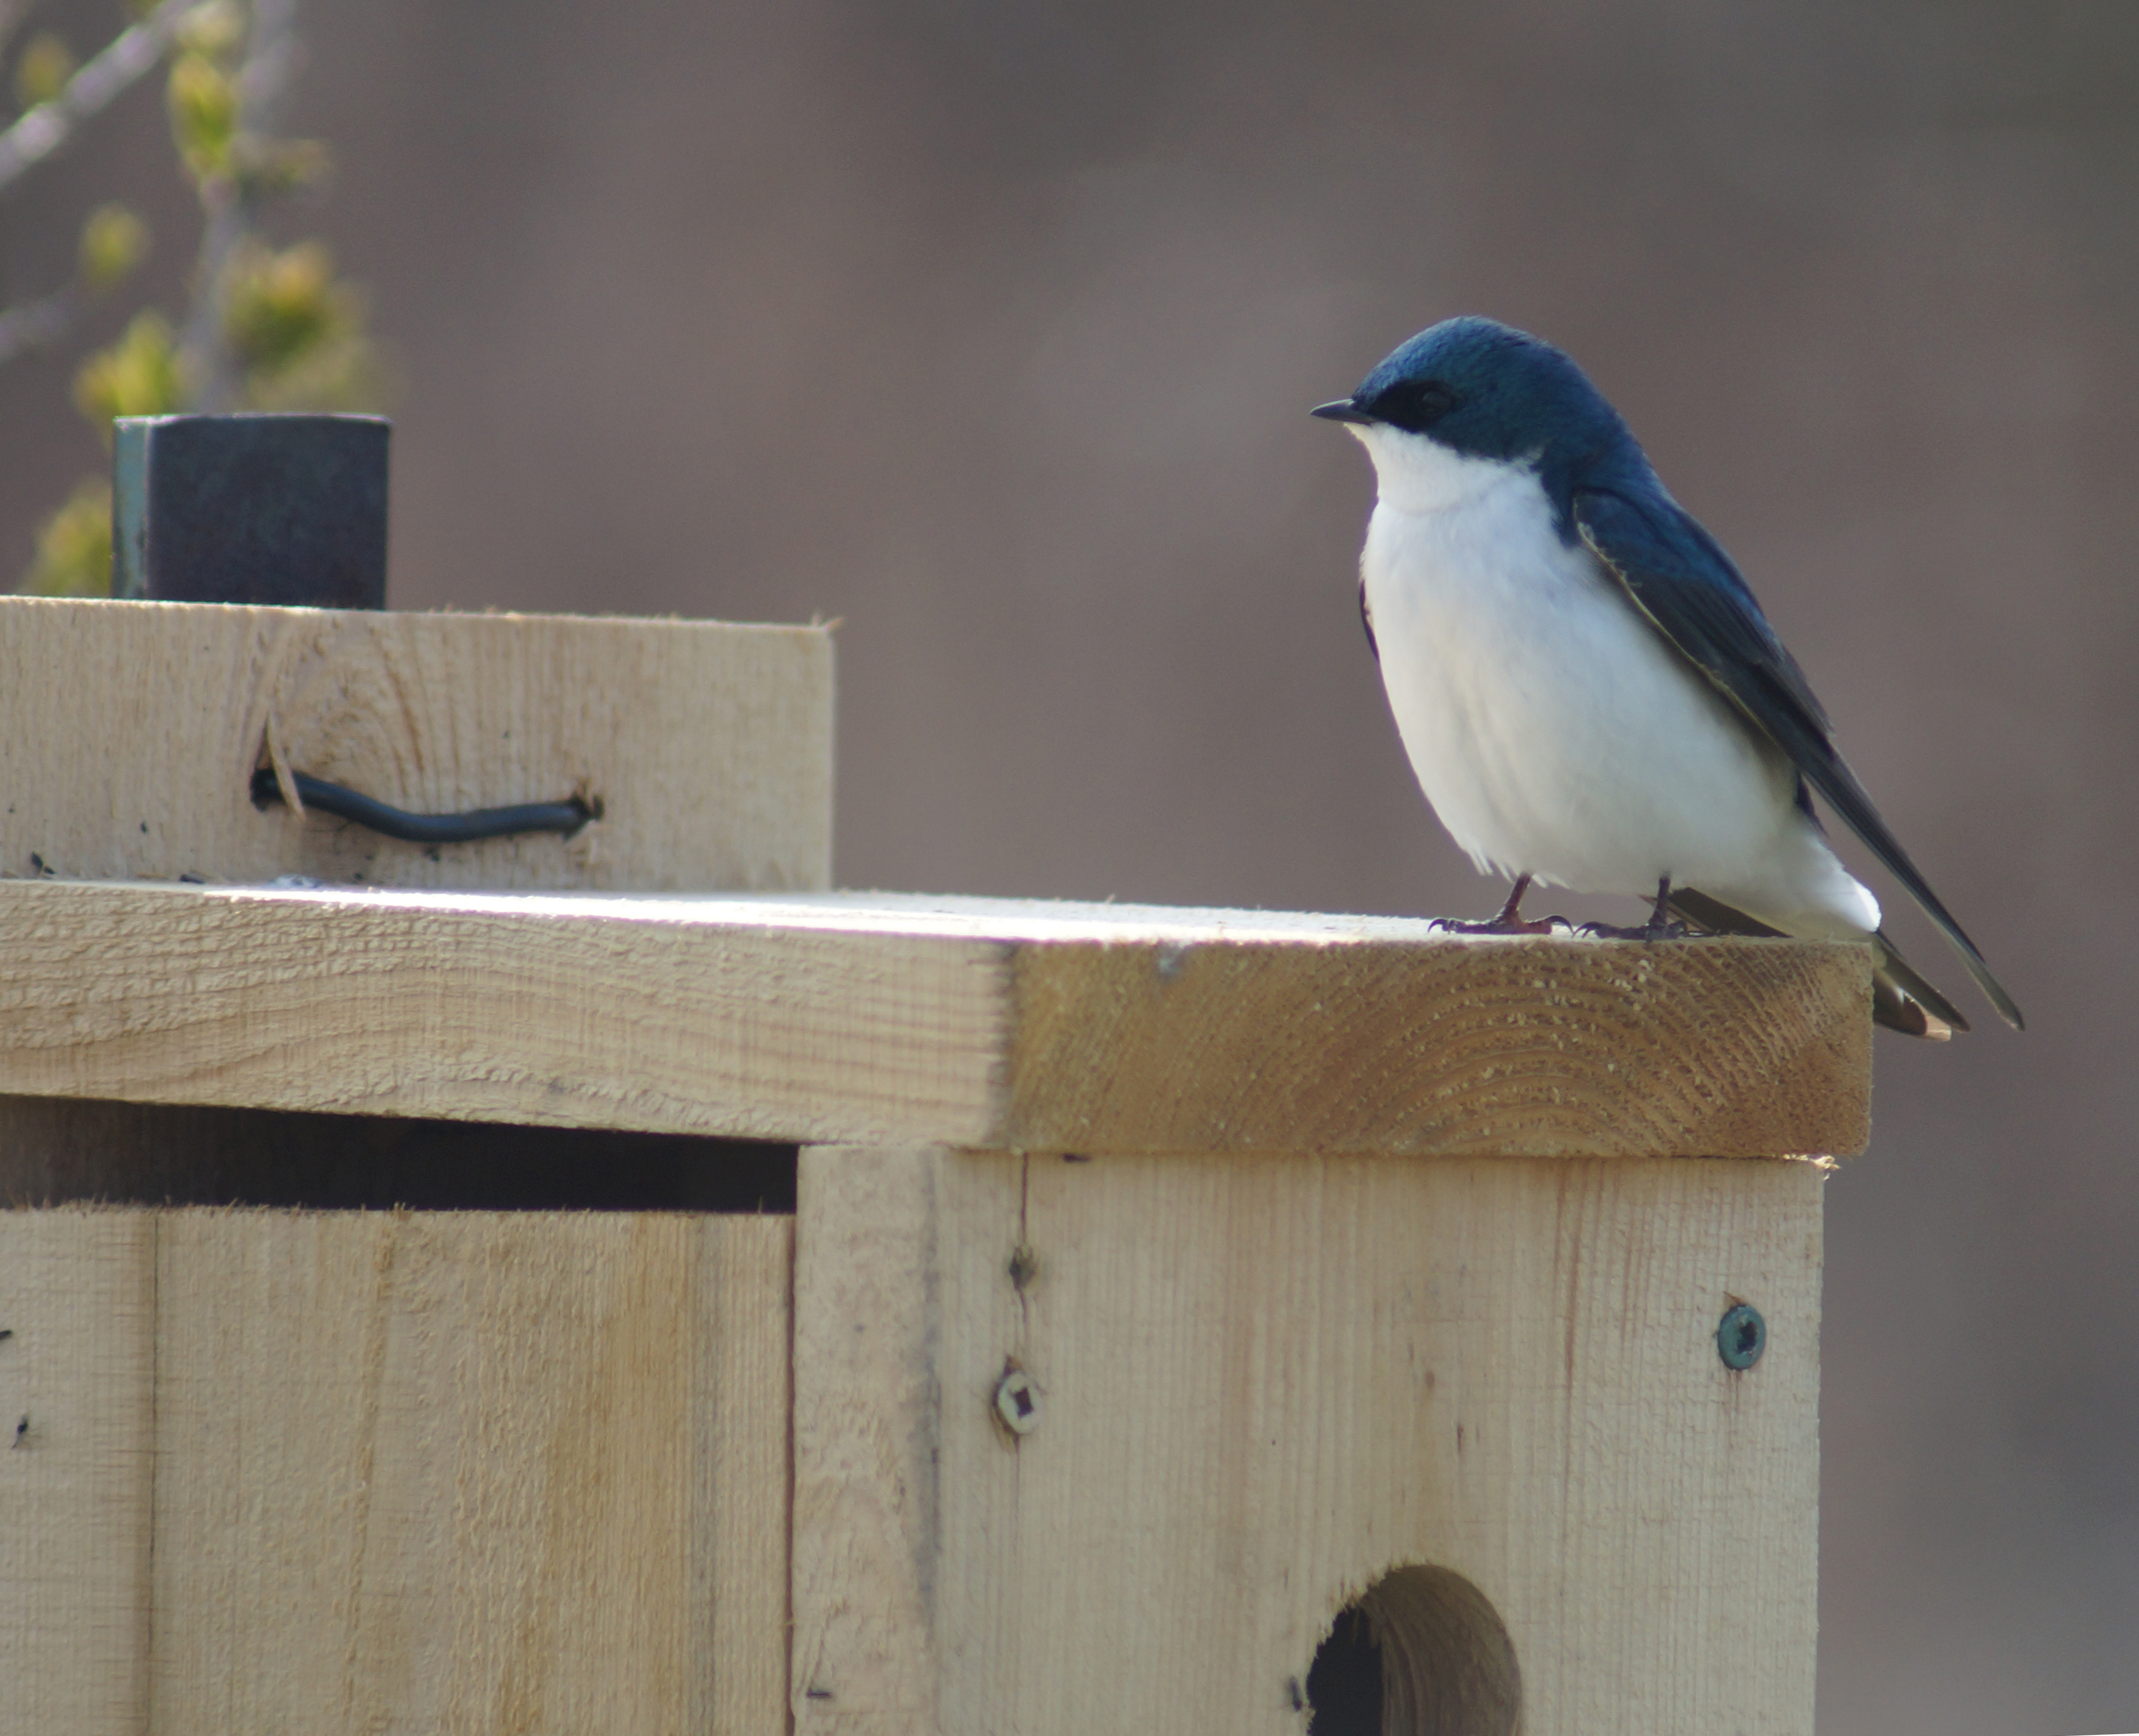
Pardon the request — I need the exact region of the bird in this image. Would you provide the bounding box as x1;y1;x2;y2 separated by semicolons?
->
1313;316;2021;1038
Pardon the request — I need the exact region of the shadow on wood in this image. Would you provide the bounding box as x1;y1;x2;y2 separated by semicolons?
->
0;1095;796;1212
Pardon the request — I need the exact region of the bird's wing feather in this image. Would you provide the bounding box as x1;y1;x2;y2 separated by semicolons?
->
1572;484;2022;1030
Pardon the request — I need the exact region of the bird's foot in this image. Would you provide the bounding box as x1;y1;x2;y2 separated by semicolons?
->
1427;873;1569;936
1576;916;1689;942
1431;912;1571;936
1578;876;1687;941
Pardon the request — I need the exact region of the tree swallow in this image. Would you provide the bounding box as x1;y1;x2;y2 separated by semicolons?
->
1314;316;2021;1038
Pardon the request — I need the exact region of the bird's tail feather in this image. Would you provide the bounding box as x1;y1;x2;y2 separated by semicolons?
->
1792;750;2022;1030
1666;887;1965;1040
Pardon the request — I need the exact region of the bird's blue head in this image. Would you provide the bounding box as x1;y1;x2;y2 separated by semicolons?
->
1314;317;1650;508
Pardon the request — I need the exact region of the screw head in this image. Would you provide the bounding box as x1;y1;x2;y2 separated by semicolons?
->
1717;1303;1766;1370
993;1367;1042;1435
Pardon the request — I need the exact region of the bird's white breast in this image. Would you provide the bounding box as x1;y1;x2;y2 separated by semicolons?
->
1354;425;1839;909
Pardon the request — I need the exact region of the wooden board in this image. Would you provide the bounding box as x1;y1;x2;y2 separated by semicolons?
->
150;1208;791;1735
0;884;1870;1159
0;1205;790;1736
0;1211;156;1736
791;1146;1823;1736
0;596;833;893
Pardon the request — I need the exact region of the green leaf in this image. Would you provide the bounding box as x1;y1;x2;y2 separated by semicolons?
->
223;238;350;373
79;204;151;295
167;51;238;183
14;31;77;110
22;479;113;598
241;137;333;196
73;310;188;432
174;1;246;61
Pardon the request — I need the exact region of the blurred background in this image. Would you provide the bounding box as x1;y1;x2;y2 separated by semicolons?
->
3;2;2133;1728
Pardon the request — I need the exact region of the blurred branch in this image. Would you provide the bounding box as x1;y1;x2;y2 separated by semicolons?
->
0;0;196;197
238;0;297;121
178;0;297;409
0;283;75;364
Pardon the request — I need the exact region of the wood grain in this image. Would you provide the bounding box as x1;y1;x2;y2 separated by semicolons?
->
790;1149;943;1730
0;1205;791;1736
1002;906;1869;1158
148;1208;791;1735
791;1146;1823;1736
0;1210;156;1736
0;596;832;893
0;885;1872;1159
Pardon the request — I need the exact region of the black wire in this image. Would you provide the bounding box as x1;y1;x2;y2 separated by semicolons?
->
250;767;600;845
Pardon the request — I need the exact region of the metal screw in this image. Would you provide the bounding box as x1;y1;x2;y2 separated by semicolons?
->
993;1366;1043;1435
1717;1303;1766;1370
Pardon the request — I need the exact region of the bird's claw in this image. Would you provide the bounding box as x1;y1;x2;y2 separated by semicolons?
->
1429;912;1573;936
1576;917;1689;942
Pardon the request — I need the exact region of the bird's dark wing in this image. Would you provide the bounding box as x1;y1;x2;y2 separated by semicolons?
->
1572;483;2022;1030
1359;578;1379;662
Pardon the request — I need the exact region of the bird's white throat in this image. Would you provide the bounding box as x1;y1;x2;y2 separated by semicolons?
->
1347;422;1536;517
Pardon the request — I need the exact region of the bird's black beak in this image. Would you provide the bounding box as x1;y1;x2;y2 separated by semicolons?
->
1310;399;1373;425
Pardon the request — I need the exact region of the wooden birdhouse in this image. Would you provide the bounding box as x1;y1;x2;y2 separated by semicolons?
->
0;579;1859;1734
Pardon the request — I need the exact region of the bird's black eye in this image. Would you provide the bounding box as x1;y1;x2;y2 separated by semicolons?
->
1370;379;1460;433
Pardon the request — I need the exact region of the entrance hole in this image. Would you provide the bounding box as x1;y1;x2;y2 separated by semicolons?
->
1305;1563;1523;1736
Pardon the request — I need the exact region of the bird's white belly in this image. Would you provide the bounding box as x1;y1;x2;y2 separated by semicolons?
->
1362;477;1799;897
